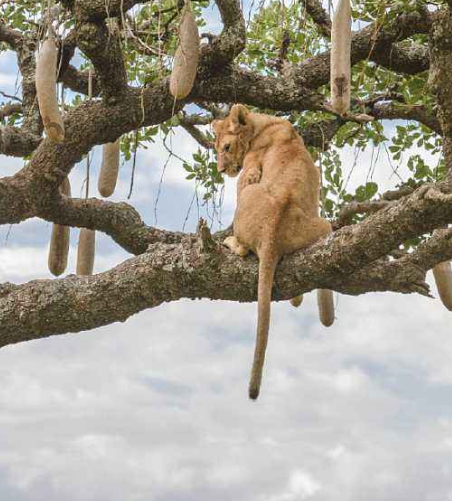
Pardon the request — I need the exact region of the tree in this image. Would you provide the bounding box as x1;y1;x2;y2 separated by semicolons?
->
0;0;451;346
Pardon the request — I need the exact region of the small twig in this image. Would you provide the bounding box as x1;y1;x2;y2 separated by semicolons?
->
381;185;417;201
333;184;420;229
196;217;216;253
321;103;375;123
355;89;403;108
0;90;22;103
128;129;139;199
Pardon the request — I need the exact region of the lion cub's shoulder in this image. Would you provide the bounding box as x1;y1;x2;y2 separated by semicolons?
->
247;114;300;153
271;120;299;145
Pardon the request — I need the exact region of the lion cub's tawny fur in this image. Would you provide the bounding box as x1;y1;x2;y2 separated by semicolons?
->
213;105;335;400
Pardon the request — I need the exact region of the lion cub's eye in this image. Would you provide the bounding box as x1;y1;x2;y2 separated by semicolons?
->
223;144;231;153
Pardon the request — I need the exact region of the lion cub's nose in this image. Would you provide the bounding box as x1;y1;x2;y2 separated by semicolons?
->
217;158;226;172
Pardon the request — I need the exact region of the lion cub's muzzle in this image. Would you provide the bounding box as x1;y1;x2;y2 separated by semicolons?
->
217;156;242;177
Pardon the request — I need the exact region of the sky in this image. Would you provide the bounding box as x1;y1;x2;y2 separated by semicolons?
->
1;2;452;501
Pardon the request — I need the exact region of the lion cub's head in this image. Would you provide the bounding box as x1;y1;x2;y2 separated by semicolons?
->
212;104;254;177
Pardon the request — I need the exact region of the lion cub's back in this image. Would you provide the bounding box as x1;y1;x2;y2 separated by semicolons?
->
262;129;320;211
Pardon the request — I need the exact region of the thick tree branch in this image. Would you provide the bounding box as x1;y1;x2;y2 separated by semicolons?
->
59;65;101;96
16;35;42;137
5;181;452;346
429;6;452;170
0;21;21;48
371;43;429;75
0;79;179;225
371;101;441;135
298;117;343;150
193;8;432;112
75;19;127;101
48;196;184;255
200;0;246;67
194;67;324;110
0;126;42;157
301;0;331;38
294;7;432;89
275;181;452;296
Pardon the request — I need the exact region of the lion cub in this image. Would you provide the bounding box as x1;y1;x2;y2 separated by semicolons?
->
213;104;334;400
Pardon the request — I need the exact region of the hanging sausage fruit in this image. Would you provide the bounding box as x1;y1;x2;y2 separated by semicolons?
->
169;1;200;100
330;0;351;115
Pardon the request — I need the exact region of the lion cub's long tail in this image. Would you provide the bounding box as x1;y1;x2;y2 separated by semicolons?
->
317;289;335;327
249;247;279;400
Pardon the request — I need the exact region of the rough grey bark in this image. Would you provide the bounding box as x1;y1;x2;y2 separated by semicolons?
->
301;0;332;38
429;6;452;171
0;0;451;346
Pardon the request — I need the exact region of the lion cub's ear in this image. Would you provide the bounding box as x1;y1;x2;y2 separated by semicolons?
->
229;104;249;131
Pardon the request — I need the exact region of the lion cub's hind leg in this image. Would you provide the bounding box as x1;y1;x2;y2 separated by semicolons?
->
224;236;250;257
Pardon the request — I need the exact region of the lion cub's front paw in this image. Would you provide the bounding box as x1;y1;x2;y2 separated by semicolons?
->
223;236;249;257
243;168;261;186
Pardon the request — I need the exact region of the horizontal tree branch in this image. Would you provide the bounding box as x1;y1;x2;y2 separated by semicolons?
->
371;43;429;75
194;67;324;110
0;0;447;350
59;65;101;96
47;196;184;255
371;101;441;135
0;125;41;157
4;180;452;346
333;184;419;230
294;6;432;89
0;78;184;224
334;200;393;229
0;21;21;48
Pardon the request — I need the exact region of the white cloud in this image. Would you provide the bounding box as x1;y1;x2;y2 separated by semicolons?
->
0;291;450;501
269;469;321;501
